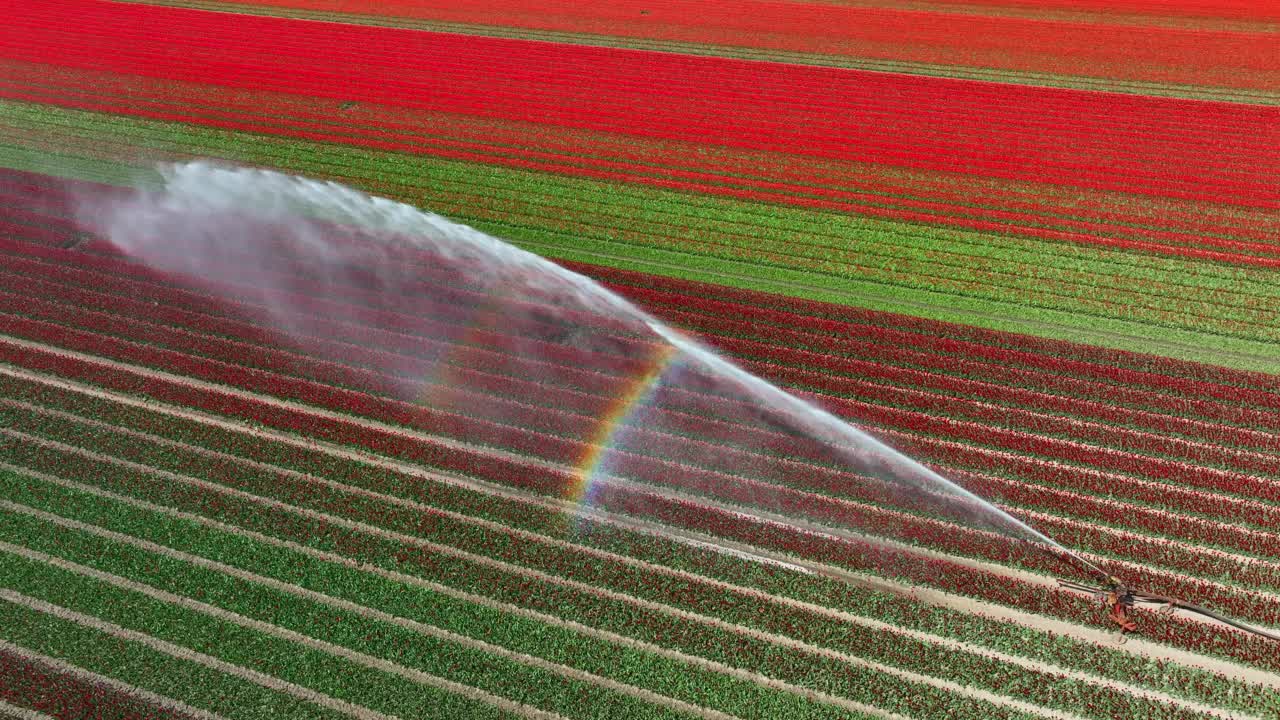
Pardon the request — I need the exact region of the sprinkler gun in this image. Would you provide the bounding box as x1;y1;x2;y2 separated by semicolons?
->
1023;540;1280;643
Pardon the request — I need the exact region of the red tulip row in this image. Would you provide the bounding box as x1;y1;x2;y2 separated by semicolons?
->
880;430;1280;540
6;70;1269;268
45;187;1277;436
213;0;1280;90
14;80;1276;273
19;229;1280;511
8;221;1280;522
16;81;1277;279
10;192;1280;599
4;318;1277;593
0;294;1074;570
570;259;1280;393
16;0;1268;142
6;2;1278;209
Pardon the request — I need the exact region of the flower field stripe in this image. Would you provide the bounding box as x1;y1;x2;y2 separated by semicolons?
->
2;72;1277;276
10;2;1277;163
9;390;1275;599
2;74;1269;262
0;507;881;720
7;369;1280;617
105;0;1280;106
5;114;1274;371
15;283;1280;563
0;590;488;720
8;386;1280;644
0;640;233;720
2;183;1280;425
5;366;1274;712
10;256;1280;548
8;264;1280;529
2;105;1280;368
7;235;1280;445
7;237;1280;449
0;450;1264;717
127;0;1280;97
0;542;706;720
12;233;1280;558
0;471;913;720
27;394;1280;600
16;260;1280;494
0;458;1239;717
2;73;1275;266
2;389;1280;676
7;102;1269;295
7;292;1280;594
0;458;1062;720
4;4;1277;207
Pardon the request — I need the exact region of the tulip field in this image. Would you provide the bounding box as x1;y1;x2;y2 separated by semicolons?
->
0;1;1278;718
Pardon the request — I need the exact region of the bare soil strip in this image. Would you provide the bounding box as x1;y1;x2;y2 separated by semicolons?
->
0;591;398;720
1;336;1276;689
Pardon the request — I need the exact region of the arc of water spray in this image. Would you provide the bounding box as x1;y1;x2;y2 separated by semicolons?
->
72;161;1280;644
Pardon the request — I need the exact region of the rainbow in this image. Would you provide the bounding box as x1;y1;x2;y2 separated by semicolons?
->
568;340;679;507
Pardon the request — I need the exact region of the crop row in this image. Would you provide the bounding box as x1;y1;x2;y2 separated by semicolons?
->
4;161;1278;411
9;237;1275;446
6;101;1279;372
5;362;1278;596
10;60;1269;252
0;642;205;720
7;385;1277;627
8;3;1278;206
0;552;536;720
0;440;1259;720
8;249;1280;545
4;67;1270;267
8;225;1280;547
0;599;357;720
3;337;1279;672
227;0;1280;92
0;461;1054;720
0;301;1110;585
17;0;1270;142
10;229;1280;538
13;228;1280;504
4;75;1278;282
0;500;879;720
7;102;1277;372
12;233;1274;459
2;378;1273;717
5;130;1274;348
